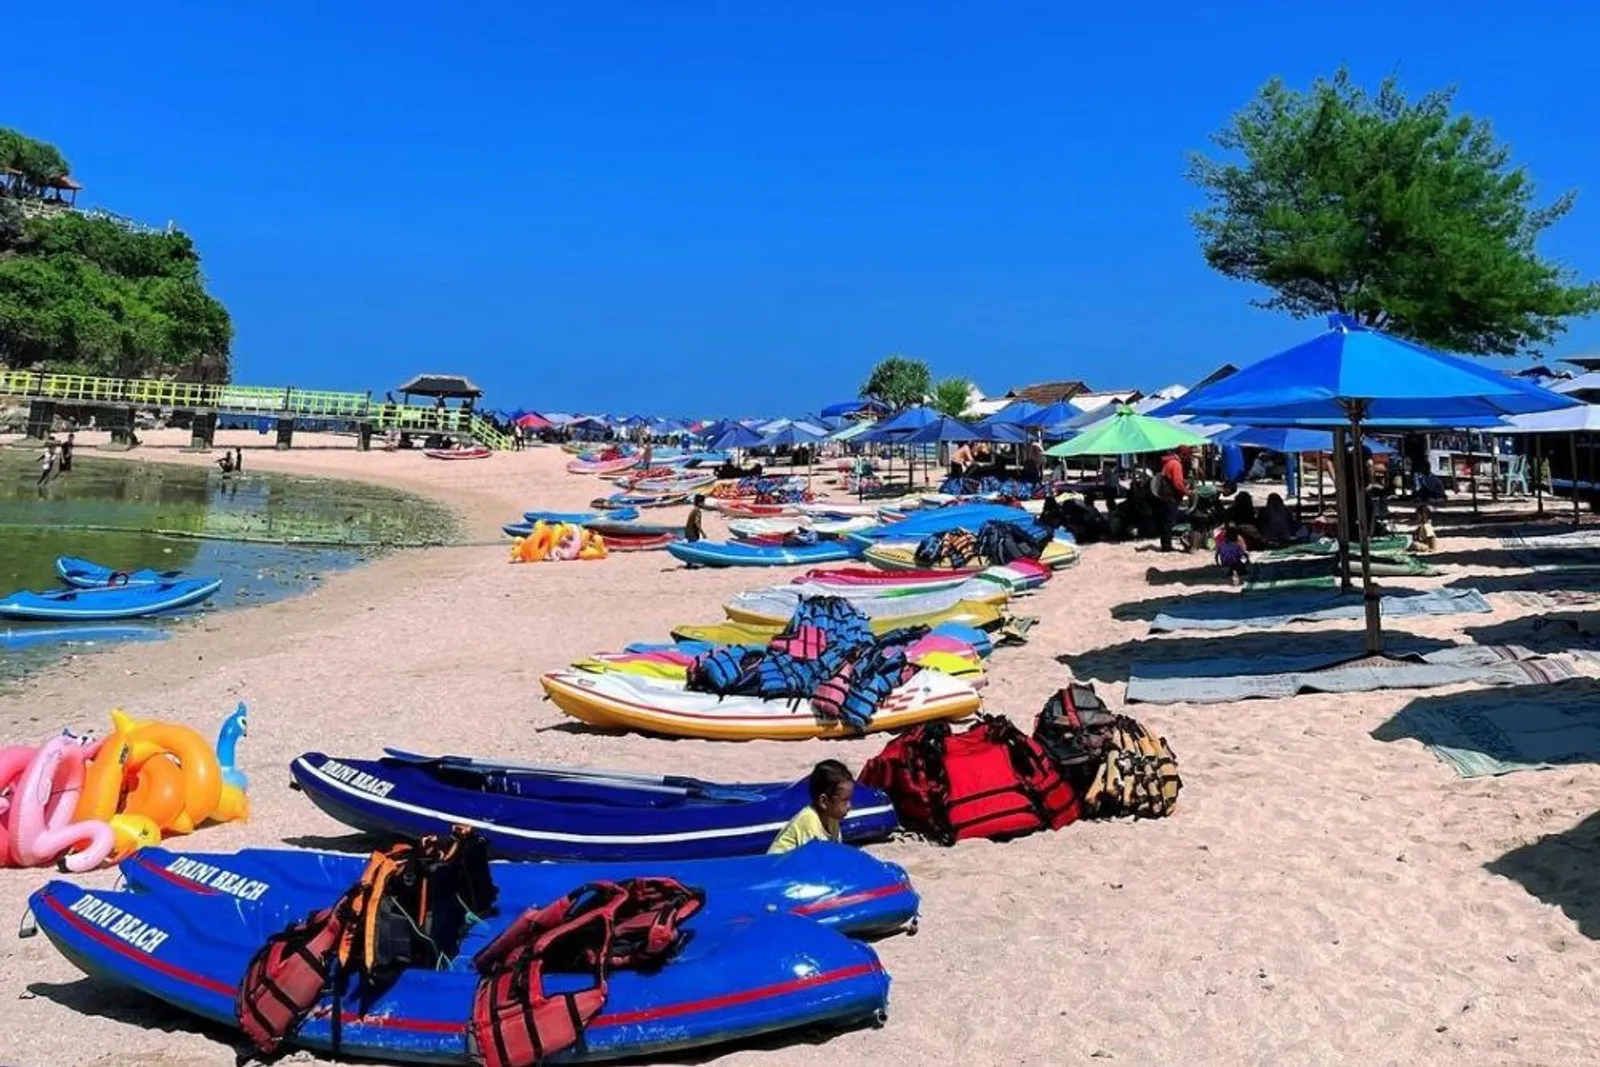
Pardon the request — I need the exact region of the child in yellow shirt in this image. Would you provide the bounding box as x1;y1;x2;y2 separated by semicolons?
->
769;760;855;854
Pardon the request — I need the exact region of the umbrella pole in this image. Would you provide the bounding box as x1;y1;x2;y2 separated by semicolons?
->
1349;412;1382;655
1535;435;1544;516
1331;430;1352;592
1572;433;1581;528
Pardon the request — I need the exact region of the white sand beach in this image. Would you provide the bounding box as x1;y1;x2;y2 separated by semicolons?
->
4;432;1600;1065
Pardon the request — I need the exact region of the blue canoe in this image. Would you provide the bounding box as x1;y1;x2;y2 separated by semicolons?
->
667;539;859;568
523;507;641;524
54;556;185;588
31;877;890;1064
0;578;222;621
289;750;900;862
1;624;168;652
847;503;1044;546
120;839;919;939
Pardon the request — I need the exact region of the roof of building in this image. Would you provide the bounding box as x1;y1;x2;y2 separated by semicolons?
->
1005;380;1090;405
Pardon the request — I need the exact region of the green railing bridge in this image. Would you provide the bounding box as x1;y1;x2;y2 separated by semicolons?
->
0;371;511;451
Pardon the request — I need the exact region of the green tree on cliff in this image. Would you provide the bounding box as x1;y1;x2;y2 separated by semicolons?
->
0;127;233;380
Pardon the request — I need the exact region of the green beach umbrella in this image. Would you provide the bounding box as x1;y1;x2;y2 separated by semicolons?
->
1043;405;1209;457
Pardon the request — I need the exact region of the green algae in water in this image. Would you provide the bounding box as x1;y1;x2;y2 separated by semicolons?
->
0;450;460;682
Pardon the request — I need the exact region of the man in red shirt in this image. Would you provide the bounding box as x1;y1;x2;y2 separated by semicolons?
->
1154;448;1190;551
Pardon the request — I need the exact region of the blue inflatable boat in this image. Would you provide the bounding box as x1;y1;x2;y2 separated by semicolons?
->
289;750;899;861
54;556;185;588
0;577;223;621
522;508;641;525
666;539;859;568
30;876;890;1064
119;839;919;939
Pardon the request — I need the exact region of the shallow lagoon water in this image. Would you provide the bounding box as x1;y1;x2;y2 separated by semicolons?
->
0;449;457;681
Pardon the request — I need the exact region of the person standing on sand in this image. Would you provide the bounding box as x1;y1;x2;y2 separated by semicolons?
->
1154;449;1189;552
36;439;57;486
685;495;707;542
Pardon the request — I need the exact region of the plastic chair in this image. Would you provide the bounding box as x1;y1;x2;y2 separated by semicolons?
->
1504;455;1530;495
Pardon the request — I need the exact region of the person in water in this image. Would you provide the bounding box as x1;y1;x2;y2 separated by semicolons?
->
685;494;707;542
59;432;75;473
769;760;855;854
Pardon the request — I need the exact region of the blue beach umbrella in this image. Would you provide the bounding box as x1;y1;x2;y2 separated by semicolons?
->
1018;401;1078;429
975;421;1033;445
763;422;827;448
1164;314;1576;656
708;423;766;451
1157;315;1576;425
901;415;984;444
1210;425;1395;455
981;401;1045;425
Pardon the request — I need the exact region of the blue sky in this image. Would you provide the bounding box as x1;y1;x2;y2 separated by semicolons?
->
9;2;1600;415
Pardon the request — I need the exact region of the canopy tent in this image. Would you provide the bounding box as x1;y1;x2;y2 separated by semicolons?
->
1044;406;1209;458
395;373;483;399
1018;400;1079;430
1162;314;1576;656
513;413;552;430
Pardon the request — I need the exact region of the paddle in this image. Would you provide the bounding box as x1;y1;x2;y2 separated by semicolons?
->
379;749;766;803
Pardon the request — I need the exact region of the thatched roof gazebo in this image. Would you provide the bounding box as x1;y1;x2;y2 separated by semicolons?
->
395;373;483;400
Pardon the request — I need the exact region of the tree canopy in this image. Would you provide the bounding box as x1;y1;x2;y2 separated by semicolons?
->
860;354;931;412
0;127;70;192
0;131;232;381
930;376;973;418
1188;68;1600;356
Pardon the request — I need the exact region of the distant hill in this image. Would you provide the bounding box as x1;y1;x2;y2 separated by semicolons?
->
1;126;233;382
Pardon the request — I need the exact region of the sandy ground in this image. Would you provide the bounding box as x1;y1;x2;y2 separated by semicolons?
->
4;430;1600;1066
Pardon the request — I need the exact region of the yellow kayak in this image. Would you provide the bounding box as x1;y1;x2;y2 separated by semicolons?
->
540;667;981;741
673;599;1007;644
862;538;1079;572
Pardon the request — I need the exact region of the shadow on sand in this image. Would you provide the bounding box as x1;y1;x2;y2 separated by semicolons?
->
1058;628;1457;685
1487;807;1600;941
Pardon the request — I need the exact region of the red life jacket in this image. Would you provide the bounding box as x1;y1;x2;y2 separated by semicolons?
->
236;829;496;1056
470;877;704;1067
861;715;1080;845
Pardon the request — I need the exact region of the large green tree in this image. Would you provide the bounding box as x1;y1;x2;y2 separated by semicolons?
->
1188;68;1600;355
860;354;931;412
0;129;232;380
929;376;973;418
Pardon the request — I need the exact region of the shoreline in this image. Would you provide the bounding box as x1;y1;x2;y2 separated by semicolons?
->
4;440;1600;1064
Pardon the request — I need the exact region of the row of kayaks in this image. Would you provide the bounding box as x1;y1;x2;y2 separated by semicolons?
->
532;555;1051;741
0;558;221;621
31;833;909;1064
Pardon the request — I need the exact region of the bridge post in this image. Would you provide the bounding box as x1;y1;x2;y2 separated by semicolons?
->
357;422;374;451
275;417;296;450
188;412;218;451
24;400;56;440
105;406;135;449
